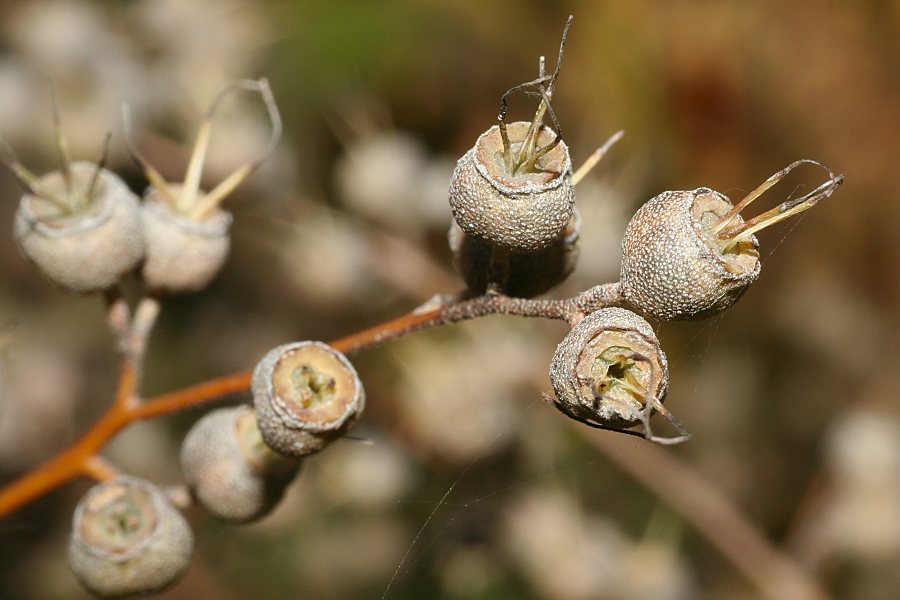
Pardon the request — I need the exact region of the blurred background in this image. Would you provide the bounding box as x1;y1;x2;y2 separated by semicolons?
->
0;1;898;598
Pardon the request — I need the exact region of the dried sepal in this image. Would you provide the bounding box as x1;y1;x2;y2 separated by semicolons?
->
548;307;688;444
68;476;193;598
180;405;300;523
252;341;365;458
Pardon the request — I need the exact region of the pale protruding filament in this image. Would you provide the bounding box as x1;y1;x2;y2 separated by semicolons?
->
712;159;842;240
84;133;112;206
725;175;844;243
190;78;282;221
122;104;179;208
51;88;75;208
572;130;624;186
515;15;573;169
0;140;69;212
123;78;282;221
178;116;213;214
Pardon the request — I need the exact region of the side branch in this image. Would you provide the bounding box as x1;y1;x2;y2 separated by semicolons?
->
0;282;623;518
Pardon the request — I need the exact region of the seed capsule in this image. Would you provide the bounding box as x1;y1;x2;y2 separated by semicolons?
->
449;121;574;253
550;307;669;431
13;162;143;293
140;184;232;293
68;476;193;598
180;405;300;523
252;341;365;458
124;78;281;294
621;161;843;321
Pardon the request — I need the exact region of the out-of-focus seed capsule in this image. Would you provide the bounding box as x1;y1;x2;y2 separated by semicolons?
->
124;78;281;294
68;476;193;598
12;161;144;294
549;307;687;443
180;405;300;523
620;161;843;321
448;209;580;298
139;184;231;293
252;341;365;458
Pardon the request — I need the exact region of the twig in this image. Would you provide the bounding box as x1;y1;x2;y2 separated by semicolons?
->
0;283;623;518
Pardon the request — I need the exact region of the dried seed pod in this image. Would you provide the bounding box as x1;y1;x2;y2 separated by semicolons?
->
140;184;232;293
449;121;574;253
68;476;193;598
621;161;843;321
252;341;365;458
124;78;281;293
448;208;580;297
180;405;300;523
13;162;144;293
549;307;686;443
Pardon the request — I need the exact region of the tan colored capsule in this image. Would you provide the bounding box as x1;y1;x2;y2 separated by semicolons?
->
621;161;843;321
620;188;760;321
449;121;574;253
180;405;300;523
448;208;580;298
14;162;143;293
68;476;193;598
140;184;231;293
252;341;365;458
550;307;668;429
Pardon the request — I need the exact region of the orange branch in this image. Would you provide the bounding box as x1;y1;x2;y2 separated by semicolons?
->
0;284;624;518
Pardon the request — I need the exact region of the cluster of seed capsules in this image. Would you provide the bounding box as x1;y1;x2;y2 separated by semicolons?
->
4;80;369;597
66;340;365;597
447;21;843;445
8;44;842;596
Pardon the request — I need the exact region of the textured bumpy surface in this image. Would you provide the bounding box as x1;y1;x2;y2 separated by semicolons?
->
620;189;761;321
550;307;668;428
68;476;193;598
140;187;232;293
449;122;574;252
252;341;365;458
14;163;144;293
180;405;300;523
